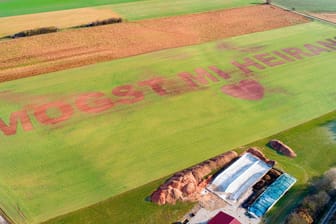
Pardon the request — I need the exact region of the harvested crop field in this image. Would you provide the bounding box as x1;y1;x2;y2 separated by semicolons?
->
311;13;336;23
0;5;308;83
0;8;120;38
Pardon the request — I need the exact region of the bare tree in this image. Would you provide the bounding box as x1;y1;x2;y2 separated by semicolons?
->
302;191;330;217
286;210;313;224
313;168;336;196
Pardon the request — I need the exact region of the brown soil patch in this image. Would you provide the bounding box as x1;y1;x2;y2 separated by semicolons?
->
0;5;308;83
0;7;119;37
310;13;336;23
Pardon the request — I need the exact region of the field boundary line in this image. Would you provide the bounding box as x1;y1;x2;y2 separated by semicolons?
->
270;3;336;26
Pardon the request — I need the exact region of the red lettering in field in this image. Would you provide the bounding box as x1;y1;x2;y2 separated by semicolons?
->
0;110;33;136
272;51;295;62
304;44;330;55
178;68;219;87
254;53;286;67
317;39;336;50
112;85;144;105
208;66;231;79
231;58;266;74
328;38;336;44
179;68;219;88
195;68;219;82
282;48;313;60
76;92;114;114
34;101;74;125
138;77;168;96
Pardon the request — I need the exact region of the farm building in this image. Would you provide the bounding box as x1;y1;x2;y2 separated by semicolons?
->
208;211;241;224
248;173;297;218
207;153;272;204
205;152;296;221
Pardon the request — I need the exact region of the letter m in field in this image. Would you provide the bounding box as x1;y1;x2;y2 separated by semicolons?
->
0;110;33;136
179;68;219;88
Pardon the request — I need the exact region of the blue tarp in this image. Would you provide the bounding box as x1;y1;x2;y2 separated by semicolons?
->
248;173;296;217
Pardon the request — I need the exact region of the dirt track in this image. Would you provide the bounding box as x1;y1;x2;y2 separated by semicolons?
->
310;13;336;23
0;5;308;83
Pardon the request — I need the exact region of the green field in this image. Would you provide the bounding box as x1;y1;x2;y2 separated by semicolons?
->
0;22;335;224
0;0;263;18
263;111;336;223
273;0;336;12
43;177;195;224
103;0;263;21
0;0;143;17
42;110;336;224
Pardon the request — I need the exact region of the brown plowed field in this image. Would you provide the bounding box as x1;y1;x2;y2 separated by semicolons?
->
0;5;308;83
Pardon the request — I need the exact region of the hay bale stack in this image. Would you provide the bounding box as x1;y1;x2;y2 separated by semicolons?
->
269;139;297;158
151;151;238;205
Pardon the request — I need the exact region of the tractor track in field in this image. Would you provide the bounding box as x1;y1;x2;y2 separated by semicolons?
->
0;5;309;83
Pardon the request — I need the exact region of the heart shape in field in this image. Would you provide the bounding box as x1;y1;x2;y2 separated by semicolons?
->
221;79;264;101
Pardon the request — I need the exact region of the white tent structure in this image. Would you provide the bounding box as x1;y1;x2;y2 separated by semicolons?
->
207;153;272;204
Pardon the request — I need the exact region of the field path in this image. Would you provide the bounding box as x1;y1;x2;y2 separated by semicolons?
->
0;5;308;83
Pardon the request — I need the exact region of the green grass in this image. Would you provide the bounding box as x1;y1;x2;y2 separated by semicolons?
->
0;0;263;18
42;178;195;224
273;0;336;12
102;0;264;21
42;110;336;224
0;22;335;224
249;112;336;223
0;0;144;17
